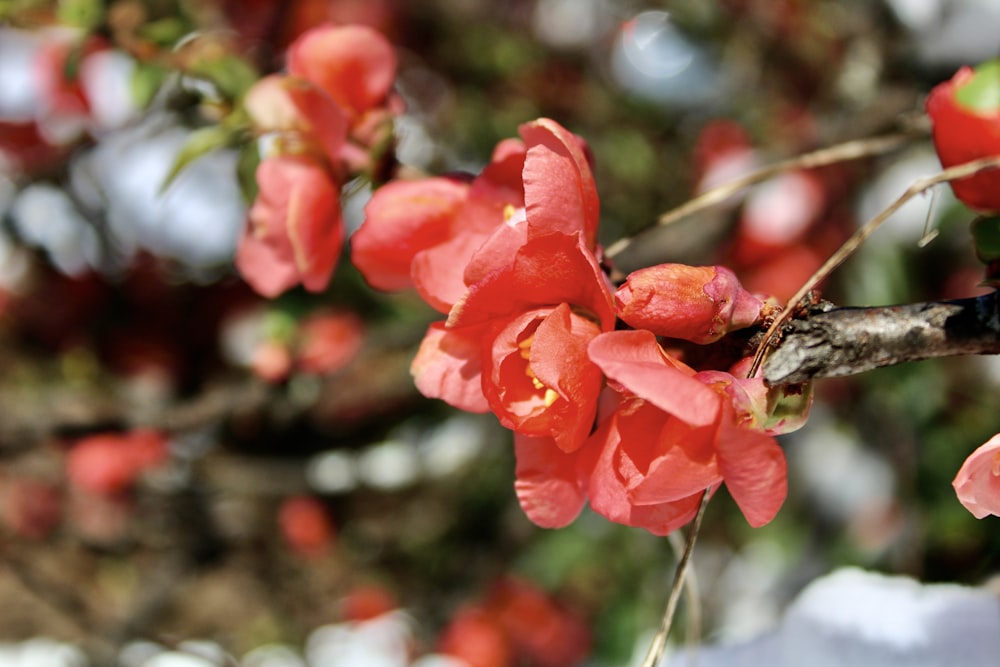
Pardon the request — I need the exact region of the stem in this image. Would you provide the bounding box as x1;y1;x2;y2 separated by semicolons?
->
763;292;1000;384
640;486;713;667
749;154;1000;378
605;130;918;260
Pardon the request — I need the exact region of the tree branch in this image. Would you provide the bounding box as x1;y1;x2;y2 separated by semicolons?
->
763;291;1000;385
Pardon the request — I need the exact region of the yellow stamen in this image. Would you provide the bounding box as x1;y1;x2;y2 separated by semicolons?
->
543;388;560;407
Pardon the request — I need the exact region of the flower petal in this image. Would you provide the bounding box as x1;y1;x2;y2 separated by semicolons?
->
411;322;489;413
588;330;721;427
287;24;397;117
352;177;469;291
514;434;587;529
519;119;599;247
715;404;787;527
953;433;1000;519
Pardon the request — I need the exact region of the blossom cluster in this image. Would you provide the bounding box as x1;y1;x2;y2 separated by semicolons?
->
353;118;810;535
236;23;401;297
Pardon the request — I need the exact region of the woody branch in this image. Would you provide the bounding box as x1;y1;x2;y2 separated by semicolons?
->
762;290;1000;385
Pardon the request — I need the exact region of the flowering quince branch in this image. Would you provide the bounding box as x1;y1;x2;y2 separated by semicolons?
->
748;153;1000;378
762;291;1000;384
353;116;801;538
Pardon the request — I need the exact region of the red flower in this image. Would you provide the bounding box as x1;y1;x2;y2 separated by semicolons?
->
485;577;591;667
66;430;168;497
926;60;1000;213
354;118;599;313
339;584;398;622
352;139;527;311
287;24;397;122
351;176;474;294
278;495;335;557
295;310;364;375
243;74;348;168
615;263;763;344
235;155;343;297
579;330;787;534
414;231;613;430
485;303;604;452
953;433;1000;518
438;607;513;667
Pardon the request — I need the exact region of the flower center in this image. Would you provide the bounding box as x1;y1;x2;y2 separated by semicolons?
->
518;334;560;407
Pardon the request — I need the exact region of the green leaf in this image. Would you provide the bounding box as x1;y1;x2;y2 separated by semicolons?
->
236;141;262;204
57;0;104;30
190;55;259;102
159;124;235;194
972;215;1000;262
140;18;188;48
955;59;1000;113
130;62;169;109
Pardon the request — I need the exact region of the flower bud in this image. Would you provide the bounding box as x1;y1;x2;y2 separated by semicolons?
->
615;264;763;344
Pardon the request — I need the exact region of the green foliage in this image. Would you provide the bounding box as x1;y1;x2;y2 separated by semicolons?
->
955;59;1000;113
159;123;240;194
972;215;1000;262
57;0;103;29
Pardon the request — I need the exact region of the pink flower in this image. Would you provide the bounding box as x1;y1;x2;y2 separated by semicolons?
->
66;430;168;497
278;495;335;558
578;330;788;534
243;74;348;168
296;310;364;375
352;139;527;311
353;118;599;313
953;433;1000;518
287;24;397;122
235;155;343;297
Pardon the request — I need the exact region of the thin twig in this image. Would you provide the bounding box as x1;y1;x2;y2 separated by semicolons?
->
605;131;918;260
749;154;1000;378
641;487;713;667
667;531;703;658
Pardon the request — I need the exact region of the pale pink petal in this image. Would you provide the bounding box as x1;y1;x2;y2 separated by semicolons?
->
284;167;343;292
235;219;299;298
953;434;1000;519
615;264;762;344
629;419;722;505
448;231;614;331
586;415;705;535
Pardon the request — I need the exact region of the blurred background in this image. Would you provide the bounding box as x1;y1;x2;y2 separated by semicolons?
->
1;0;1000;665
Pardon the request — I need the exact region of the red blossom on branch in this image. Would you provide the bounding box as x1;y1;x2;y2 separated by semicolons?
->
236;155;344;297
359;115;803;535
237;23;400;297
926;60;1000;213
581;330;788;534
